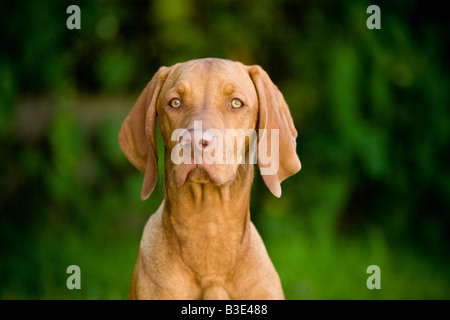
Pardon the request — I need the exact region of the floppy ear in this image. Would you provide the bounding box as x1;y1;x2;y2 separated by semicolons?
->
248;65;301;197
119;66;169;200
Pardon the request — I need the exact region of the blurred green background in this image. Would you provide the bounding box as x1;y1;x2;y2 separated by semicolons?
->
1;0;449;299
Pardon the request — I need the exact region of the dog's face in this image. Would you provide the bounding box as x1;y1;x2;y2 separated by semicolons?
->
119;58;301;200
156;59;259;186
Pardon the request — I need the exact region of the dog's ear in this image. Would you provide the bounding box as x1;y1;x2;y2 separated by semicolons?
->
247;65;301;197
119;66;169;200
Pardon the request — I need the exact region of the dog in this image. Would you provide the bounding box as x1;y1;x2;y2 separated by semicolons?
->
119;58;301;299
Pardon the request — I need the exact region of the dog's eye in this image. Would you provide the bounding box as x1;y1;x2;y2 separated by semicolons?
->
231;98;243;109
169;98;182;109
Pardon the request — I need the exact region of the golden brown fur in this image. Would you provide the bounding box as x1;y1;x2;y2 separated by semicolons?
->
119;58;301;299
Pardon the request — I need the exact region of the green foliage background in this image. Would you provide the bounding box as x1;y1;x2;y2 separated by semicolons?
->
1;0;449;299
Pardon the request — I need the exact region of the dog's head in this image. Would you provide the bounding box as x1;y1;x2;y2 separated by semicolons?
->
119;58;301;200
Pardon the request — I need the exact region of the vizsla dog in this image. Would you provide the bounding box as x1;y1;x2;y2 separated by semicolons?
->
119;58;301;299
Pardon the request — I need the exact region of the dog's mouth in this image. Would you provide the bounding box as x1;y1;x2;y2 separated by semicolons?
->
175;163;235;186
187;167;212;184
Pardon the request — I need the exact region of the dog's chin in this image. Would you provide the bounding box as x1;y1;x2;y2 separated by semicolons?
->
186;167;211;184
175;164;235;186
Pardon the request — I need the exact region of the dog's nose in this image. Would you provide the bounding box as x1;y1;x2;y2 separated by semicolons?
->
197;130;215;149
178;129;215;150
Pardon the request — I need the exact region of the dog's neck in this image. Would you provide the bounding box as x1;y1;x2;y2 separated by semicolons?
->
162;161;254;277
